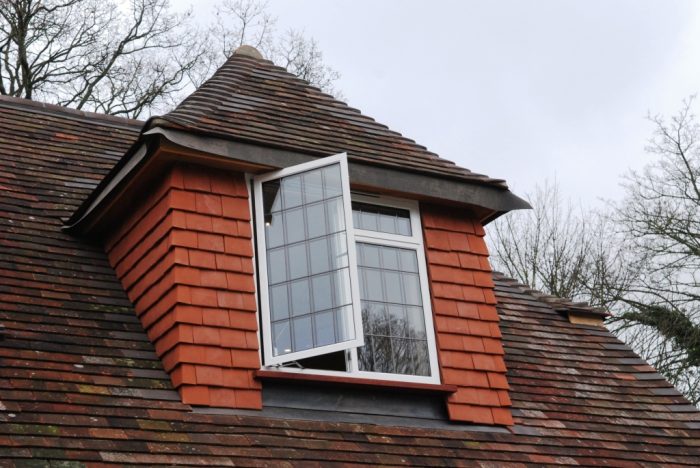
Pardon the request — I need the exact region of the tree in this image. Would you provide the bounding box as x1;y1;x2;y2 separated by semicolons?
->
488;99;700;405
0;0;341;118
610;97;700;404
0;0;208;117
487;180;632;310
210;0;341;98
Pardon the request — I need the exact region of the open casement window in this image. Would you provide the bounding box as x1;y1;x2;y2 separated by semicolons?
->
254;153;440;384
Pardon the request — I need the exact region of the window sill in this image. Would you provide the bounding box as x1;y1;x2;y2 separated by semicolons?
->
254;370;458;394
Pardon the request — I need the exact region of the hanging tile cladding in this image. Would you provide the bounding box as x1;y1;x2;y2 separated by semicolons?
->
104;163;262;409
421;204;512;425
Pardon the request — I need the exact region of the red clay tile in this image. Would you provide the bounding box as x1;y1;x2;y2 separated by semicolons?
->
183;171;211;193
235;389;263;409
195;193;223;216
179;385;210;405
189;250;217;269
221;196;251;220
197;233;225;252
195;365;224;385
209;387;238;408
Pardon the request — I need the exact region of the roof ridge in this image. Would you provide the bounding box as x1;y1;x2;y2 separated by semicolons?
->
492;271;611;317
0;95;144;129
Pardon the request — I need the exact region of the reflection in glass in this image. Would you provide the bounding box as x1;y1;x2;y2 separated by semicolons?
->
287;243;308;280
303;170;324;204
267;247;287;284
357;243;430;376
284;207;305;244
315;310;335;346
322;165;342;198
293;316;313;351
306;202;327;239
312;274;333;312
326;198;345;233
273;321;292;355
270;284;289;321
281;175;303;209
333;268;352;307
265;211;284;248
290;279;311;316
309;237;330;275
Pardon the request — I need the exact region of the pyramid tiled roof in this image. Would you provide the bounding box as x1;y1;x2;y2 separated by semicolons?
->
151;52;508;189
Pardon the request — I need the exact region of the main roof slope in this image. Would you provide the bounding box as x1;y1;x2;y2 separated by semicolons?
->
1;97;699;465
151;51;508;188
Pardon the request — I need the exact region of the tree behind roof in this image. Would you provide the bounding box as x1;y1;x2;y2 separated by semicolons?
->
0;0;340;118
488;100;700;405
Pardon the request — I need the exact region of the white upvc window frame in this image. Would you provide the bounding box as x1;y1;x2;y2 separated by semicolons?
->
253;153;365;366
253;154;440;385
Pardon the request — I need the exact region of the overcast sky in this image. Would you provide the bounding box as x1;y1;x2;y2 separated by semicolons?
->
177;0;700;208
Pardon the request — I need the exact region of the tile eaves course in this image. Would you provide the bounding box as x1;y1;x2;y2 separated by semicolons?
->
1;96;700;465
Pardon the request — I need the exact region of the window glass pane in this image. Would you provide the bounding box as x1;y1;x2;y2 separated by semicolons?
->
402;273;422;306
406;306;427;339
287;243;308;280
322;165;342;198
333;268;353;307
272;321;292;356
270;284;289;322
326;197;345;233
303;170;324;204
370;336;393;373
378;213;396;234
352;202;412;236
335;305;353;342
290;278;311;316
360;267;383;302
306;202;327;239
315;310;335;346
388;304;407;337
364;302;388;336
399;249;418;272
381;247;400;270
384;270;403;304
293;316;313;351
265;211;284;248
312;274;333;312
284;207;305;244
357;243;430;377
281;175;303;209
309;237;330;275
413;341;430;376
328;233;348;270
360;211;378;231
358;243;381;268
267;247;287;284
396;217;411;236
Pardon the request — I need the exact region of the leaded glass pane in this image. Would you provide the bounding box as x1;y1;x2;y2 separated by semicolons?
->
262;161;357;358
352;202;412;236
357;243;430;376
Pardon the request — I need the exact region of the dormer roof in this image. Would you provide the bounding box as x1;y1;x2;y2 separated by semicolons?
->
151;49;506;188
64;47;529;236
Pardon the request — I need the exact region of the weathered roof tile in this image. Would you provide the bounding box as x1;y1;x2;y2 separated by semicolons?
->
0;96;699;465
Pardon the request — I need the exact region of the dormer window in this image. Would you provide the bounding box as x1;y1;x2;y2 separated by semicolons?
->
253;153;440;383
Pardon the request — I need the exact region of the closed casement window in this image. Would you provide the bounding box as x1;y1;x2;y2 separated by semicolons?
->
253;153;440;383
